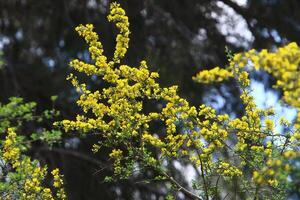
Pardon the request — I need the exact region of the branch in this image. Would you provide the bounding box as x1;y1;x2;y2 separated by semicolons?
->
160;170;202;200
187;133;209;200
35;147;104;167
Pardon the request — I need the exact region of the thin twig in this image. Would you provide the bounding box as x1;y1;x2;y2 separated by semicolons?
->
160;170;202;200
187;134;210;200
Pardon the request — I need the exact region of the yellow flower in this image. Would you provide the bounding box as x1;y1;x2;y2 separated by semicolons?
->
192;67;233;84
265;119;274;131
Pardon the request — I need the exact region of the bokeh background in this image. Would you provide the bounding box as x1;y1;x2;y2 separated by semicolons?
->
0;0;300;199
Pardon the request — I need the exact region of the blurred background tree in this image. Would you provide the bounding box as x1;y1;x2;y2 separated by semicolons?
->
0;0;299;199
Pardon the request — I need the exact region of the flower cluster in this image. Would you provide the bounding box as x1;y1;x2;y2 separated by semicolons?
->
61;2;300;199
107;2;130;63
3;128;21;168
0;98;65;200
1;128;66;200
232;43;300;127
52;169;66;199
216;162;243;178
192;67;233;83
193;42;300;198
252;158;290;187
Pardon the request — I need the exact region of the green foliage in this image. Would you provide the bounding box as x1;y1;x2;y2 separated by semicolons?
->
0;97;36;133
31;130;62;147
